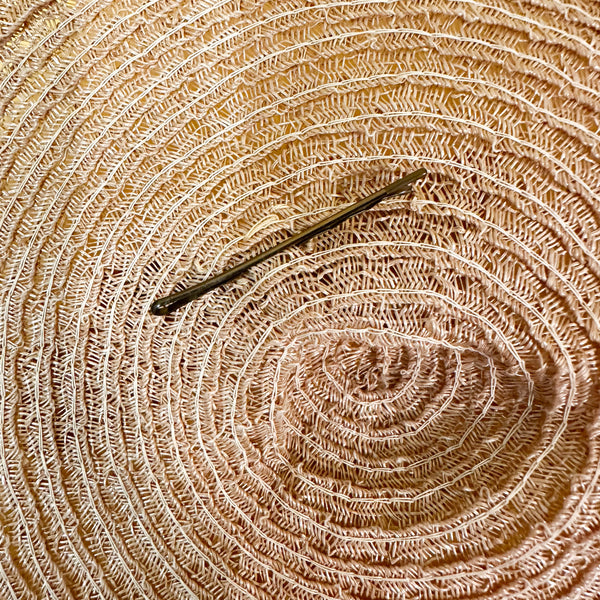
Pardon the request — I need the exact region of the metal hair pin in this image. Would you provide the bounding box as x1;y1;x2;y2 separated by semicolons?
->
150;167;427;316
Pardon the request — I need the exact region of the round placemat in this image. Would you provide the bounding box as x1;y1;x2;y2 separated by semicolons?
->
2;1;600;598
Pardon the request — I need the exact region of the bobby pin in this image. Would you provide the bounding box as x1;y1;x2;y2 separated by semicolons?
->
150;167;427;315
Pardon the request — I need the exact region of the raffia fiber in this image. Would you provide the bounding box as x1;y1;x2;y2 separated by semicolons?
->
1;0;600;598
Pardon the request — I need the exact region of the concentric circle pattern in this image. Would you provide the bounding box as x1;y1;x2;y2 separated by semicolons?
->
2;0;600;598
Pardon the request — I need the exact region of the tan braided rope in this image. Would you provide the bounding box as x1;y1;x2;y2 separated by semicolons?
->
2;0;600;598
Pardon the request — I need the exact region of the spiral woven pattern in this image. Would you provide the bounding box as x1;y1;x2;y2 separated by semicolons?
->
2;0;600;598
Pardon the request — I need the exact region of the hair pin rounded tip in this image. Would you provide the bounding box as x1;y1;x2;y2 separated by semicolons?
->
150;298;171;316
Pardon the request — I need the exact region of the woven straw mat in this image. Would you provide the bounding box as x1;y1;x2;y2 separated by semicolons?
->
2;0;600;598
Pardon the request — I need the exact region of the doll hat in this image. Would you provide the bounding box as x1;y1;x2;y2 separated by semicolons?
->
1;1;600;598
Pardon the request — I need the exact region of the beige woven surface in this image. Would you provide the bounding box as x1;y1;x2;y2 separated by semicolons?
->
2;0;600;598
